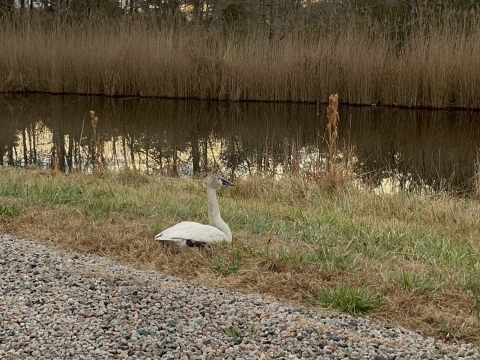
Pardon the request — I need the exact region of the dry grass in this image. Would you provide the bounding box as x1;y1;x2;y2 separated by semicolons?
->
1;13;480;108
0;167;479;346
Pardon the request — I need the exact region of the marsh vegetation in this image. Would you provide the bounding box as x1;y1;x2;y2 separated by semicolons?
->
1;2;480;109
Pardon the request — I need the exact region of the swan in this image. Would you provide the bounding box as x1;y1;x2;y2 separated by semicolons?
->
154;174;235;247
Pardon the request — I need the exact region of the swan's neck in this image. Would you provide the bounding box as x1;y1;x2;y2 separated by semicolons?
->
207;187;232;241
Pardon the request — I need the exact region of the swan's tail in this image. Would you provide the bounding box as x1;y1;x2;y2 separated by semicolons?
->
154;234;187;246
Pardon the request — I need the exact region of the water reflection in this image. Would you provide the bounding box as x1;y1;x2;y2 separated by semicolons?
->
0;93;479;194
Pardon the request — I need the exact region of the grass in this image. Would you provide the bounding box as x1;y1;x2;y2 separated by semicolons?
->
224;322;256;341
0;202;21;217
213;246;243;276
394;269;439;295
0;166;479;346
309;284;382;315
1;12;480;109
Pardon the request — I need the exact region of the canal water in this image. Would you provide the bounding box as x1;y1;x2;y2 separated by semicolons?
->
0;93;479;194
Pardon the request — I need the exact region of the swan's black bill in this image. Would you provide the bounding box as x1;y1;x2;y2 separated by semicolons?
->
221;178;235;186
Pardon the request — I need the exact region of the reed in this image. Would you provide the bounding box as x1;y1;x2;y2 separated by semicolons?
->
1;12;480;108
475;149;480;200
326;93;339;172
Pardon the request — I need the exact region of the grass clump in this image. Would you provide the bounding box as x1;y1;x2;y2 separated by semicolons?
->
225;325;240;340
224;322;256;341
310;284;382;315
394;270;439;295
213;247;243;276
0;202;21;217
116;168;150;186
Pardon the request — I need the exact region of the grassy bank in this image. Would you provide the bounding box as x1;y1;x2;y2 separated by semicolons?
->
0;166;479;346
1;13;480;108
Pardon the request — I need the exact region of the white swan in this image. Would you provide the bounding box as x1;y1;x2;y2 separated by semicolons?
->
154;174;235;247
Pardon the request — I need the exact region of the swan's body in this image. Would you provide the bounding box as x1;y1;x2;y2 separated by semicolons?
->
154;174;234;246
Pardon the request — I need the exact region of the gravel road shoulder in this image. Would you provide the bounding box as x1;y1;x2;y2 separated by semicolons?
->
1;233;479;359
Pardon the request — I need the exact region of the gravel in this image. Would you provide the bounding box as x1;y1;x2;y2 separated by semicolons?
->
1;233;479;359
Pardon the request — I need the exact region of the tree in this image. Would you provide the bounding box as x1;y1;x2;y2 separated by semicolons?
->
0;0;15;14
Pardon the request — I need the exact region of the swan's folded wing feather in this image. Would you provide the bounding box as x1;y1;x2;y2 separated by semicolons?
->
154;221;229;246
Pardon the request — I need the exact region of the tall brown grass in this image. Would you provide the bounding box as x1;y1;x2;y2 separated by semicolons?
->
1;13;480;108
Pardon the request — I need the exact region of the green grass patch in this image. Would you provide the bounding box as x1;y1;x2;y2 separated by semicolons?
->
0;202;22;217
213;247;243;276
257;244;352;271
224;325;240;340
309;284;382;315
394;270;439;295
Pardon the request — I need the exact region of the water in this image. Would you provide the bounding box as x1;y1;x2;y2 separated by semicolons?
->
1;93;479;194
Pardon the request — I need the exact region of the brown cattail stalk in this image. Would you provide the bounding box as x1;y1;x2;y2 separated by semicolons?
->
475;149;480;200
326;94;339;173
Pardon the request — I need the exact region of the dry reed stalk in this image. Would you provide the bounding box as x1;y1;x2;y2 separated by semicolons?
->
475;149;480;200
326;94;339;173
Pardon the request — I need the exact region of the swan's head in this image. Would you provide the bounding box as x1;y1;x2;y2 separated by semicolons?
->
207;174;235;189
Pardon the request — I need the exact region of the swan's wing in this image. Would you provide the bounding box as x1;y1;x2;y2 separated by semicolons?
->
154;221;229;246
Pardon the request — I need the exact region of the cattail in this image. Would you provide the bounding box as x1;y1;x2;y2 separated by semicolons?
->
326;94;339;172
